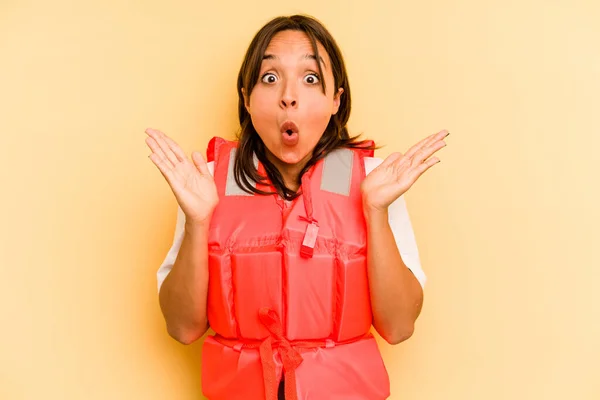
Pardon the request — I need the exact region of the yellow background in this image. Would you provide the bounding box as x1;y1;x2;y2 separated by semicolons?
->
1;0;598;399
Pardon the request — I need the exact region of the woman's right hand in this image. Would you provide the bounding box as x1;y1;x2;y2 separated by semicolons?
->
145;128;218;226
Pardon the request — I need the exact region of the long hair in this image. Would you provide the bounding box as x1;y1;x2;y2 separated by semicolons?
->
235;15;375;200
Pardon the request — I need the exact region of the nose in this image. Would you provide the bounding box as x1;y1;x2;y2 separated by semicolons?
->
280;82;298;109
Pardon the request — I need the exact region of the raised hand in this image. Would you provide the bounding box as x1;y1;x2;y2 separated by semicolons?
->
361;129;449;213
145;128;219;225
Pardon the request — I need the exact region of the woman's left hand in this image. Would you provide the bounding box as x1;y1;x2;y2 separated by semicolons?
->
361;129;449;213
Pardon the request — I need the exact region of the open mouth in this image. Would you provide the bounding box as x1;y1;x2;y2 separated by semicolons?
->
280;121;299;135
280;121;300;146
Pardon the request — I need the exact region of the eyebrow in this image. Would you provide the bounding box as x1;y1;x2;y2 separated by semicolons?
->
262;54;328;70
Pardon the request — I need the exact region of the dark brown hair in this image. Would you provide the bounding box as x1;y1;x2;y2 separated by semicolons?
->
234;14;375;200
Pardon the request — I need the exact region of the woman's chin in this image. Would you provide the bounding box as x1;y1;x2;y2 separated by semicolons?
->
264;143;310;166
278;150;308;166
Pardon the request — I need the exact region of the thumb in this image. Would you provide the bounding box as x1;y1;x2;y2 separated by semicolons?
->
191;151;210;175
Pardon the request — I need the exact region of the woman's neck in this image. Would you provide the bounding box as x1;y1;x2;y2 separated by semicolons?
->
265;152;311;193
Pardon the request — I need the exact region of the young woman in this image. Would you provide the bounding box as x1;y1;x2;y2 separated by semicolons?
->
146;14;448;400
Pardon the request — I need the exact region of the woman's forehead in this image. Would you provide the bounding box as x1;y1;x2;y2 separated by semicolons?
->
264;30;330;66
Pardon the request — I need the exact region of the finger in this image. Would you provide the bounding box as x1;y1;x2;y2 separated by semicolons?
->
404;130;449;160
402;133;437;160
146;128;187;162
148;152;175;183
407;130;447;158
412;157;441;179
145;137;175;169
162;135;187;162
192;151;210;175
145;128;180;166
147;129;180;166
411;139;447;166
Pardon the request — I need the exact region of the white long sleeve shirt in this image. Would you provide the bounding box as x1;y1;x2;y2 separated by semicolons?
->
157;157;426;291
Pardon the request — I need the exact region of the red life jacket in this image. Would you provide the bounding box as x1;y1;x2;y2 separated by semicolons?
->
201;137;390;400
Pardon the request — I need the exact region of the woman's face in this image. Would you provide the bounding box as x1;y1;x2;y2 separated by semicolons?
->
243;30;342;166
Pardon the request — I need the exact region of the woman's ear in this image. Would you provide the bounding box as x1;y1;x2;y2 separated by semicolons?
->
242;88;250;113
332;88;344;115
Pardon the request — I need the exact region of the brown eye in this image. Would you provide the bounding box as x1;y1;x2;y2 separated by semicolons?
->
304;73;320;85
261;73;278;84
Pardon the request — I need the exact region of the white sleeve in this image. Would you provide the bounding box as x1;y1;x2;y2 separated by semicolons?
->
156;161;215;293
363;157;427;289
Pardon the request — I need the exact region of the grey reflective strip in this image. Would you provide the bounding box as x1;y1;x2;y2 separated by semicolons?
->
320;148;353;196
225;148;259;196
